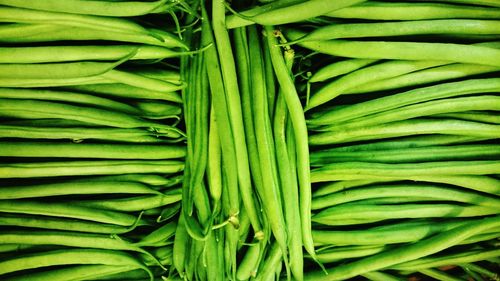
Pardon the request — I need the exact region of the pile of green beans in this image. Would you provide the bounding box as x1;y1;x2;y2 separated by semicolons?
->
273;0;499;280
3;0;500;280
0;1;189;280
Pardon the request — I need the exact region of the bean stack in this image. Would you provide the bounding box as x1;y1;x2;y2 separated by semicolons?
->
0;1;188;280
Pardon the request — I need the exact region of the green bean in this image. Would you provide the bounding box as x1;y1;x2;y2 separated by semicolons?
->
136;221;177;247
418;268;463;281
285;29;500;67
70;174;182;187
207;108;222;212
362;271;403;281
313;204;498;225
66;84;182;103
72;192;181;212
304;216;500;280
313;180;377;197
309;59;377;83
0;181;163;199
306;59;456;110
0;125;179;142
0;88;140;114
0;213;141;234
326;2;500;20
314;245;386;263
436;111;500;124
309;119;500;146
172;215;189;277
0;160;184;178
0;45;196;64
393;248;500;271
0;99;183;132
0;230;150;254
460;263;499;280
226;0;366;29
313;220;469;245
346;64;500;95
236;243;262;280
420;0;500;8
0;249;153;280
0;23;187;49
312;160;500;183
0;61;123;79
0;0;169;17
248;26;288;265
101;70;185;93
0;6;151;34
265;25;317;262
133;100;181;119
3;264;136;281
292;19;500;43
311;144;500;165
0;141;185;159
0;199;139;226
255;242;283;281
313;184;500;210
317;134;486;152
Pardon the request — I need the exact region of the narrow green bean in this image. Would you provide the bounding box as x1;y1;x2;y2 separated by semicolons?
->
0;6;151;34
362;271;403;281
304;216;500;280
0;160;184;178
346;63;500;95
418;268;464;281
306;59;454;110
66;83;182;103
101;70;185;93
0;88;140;114
0;45;194;64
0;214;140;234
393;248;500;271
0;125;179;142
0;23;186;49
0;61;123;79
70;193;181;212
436;111;500;124
293;19;500;43
312;160;500;183
226;0;366;29
311;144;500;165
326;2;500;20
0;181;162;199
309;58;377;83
0;0;168;17
136;221;177;247
312;184;500;210
419;0;500;8
309;119;500;146
0;249;153;280
3;264;136;281
0;199;138;226
0;141;185;159
313;204;498;225
285;29;500;68
314;245;386;263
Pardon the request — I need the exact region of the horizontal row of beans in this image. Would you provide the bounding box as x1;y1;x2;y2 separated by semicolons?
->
0;1;190;280
286;0;500;280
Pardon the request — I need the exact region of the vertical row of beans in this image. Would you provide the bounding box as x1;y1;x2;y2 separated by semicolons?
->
280;0;500;280
0;1;190;280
